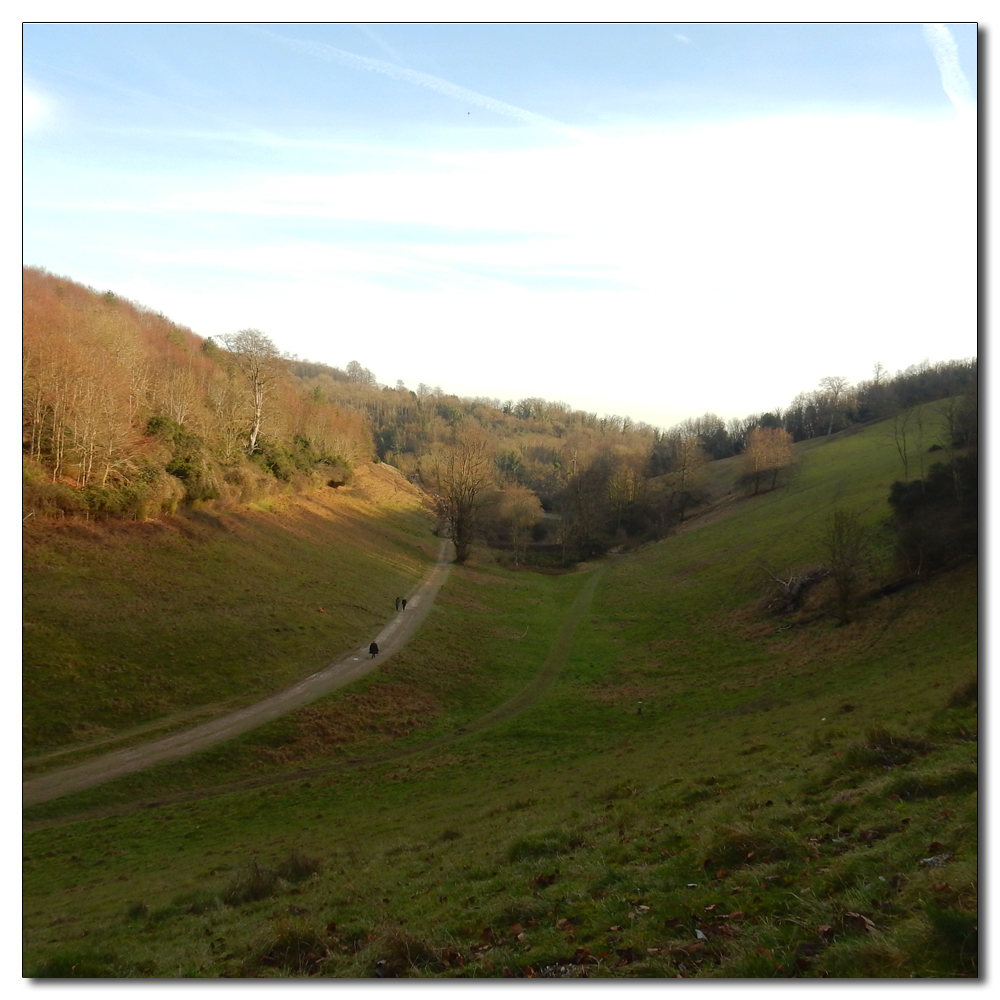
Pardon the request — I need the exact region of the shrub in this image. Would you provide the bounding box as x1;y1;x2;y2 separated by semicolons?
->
22;461;84;516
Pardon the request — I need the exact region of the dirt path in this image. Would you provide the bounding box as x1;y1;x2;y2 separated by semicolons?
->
22;539;455;808
24;557;610;827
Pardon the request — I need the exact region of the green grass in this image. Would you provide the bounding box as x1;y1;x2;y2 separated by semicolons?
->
23;465;437;758
23;414;977;978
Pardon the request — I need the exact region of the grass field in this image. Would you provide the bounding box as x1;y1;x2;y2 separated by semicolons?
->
23;463;437;760
22;412;977;978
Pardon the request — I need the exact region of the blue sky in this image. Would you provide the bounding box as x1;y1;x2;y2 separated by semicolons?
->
23;14;978;429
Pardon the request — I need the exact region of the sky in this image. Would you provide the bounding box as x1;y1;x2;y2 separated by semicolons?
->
22;13;978;431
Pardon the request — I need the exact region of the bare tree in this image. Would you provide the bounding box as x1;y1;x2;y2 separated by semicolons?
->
431;429;497;564
345;360;377;386
819;375;850;436
664;434;709;518
740;427;794;494
892;409;912;481
821;508;868;624
219;329;282;455
497;484;543;565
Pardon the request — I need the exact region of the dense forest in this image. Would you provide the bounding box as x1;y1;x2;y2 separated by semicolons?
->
22;266;977;564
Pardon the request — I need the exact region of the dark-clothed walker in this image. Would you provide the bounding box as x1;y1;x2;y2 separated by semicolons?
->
369;642;379;659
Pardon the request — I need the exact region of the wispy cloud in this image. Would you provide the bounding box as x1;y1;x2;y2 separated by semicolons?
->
673;34;692;45
922;23;976;119
23;83;54;131
251;26;579;137
358;23;407;66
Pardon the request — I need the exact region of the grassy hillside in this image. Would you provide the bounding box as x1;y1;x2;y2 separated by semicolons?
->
23;463;437;760
23;414;977;978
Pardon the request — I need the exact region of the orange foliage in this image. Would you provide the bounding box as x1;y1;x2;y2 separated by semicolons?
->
22;267;373;517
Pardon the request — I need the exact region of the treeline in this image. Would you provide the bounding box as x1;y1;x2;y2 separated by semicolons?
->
23;267;977;569
286;353;976;563
22;268;370;519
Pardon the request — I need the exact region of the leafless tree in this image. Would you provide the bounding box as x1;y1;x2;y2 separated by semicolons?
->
497;484;543;565
821;508;868;624
819;375;850;436
219;329;282;455
431;429;497;564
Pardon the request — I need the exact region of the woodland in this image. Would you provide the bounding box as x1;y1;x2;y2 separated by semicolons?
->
22;266;977;567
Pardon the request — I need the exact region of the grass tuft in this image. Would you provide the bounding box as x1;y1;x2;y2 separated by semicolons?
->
222;860;282;907
247;919;330;976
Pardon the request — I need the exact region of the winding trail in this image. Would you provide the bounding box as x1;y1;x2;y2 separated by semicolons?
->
24;555;610;827
22;539;455;808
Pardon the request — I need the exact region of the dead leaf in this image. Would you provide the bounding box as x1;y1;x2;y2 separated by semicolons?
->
845;912;877;933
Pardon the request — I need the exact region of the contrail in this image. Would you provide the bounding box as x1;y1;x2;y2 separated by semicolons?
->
358;23;407;66
922;23;976;119
250;25;577;136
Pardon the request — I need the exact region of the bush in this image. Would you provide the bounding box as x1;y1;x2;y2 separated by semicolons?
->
22;461;84;516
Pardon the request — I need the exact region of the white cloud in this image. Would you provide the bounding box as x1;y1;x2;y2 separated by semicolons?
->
24;111;975;425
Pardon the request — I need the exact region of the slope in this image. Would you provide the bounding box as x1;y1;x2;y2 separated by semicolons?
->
23;414;977;978
23;463;437;761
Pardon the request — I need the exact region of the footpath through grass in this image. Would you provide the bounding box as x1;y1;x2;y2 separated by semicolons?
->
23;416;977;978
23;464;436;760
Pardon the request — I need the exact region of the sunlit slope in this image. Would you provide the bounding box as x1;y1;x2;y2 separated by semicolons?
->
23;464;437;758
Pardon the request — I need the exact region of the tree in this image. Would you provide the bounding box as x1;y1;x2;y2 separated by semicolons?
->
219;329;281;455
740;427;794;494
663;433;709;519
818;375;850;436
496;484;543;565
431;429;497;564
345;360;377;386
821;508;868;624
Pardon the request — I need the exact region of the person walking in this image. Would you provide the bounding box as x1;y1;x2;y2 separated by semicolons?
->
395;597;401;611
401;598;407;610
369;642;379;658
